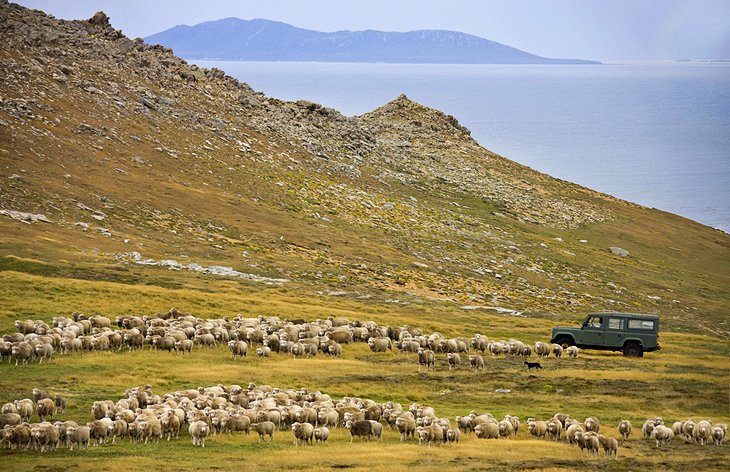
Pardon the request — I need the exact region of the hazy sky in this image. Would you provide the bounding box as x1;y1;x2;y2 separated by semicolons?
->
15;0;730;60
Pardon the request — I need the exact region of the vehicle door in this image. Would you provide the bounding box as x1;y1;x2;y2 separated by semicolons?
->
602;317;626;347
579;315;605;346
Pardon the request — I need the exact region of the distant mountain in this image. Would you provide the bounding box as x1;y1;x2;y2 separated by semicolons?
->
145;18;600;64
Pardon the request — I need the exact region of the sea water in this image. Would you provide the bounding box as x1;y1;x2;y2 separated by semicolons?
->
196;60;730;233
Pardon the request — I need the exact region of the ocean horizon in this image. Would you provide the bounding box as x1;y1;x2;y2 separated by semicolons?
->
195;60;730;233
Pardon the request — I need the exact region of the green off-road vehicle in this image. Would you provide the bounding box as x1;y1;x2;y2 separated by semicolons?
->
550;312;660;357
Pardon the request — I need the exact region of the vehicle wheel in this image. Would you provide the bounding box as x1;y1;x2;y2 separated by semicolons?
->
623;343;643;357
555;337;574;349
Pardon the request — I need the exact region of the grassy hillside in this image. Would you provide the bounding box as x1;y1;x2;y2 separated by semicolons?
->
0;3;728;470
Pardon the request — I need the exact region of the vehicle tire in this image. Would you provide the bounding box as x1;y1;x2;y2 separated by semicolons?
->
623;342;643;357
555;337;574;349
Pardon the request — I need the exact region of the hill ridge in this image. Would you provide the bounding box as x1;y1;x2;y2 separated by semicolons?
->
144;16;600;64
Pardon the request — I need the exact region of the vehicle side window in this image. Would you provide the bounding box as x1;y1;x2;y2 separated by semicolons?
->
607;318;624;330
628;319;654;330
585;316;603;328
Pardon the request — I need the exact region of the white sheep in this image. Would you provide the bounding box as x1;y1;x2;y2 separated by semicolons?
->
447;352;461;371
651;425;674;448
692;420;712;446
189;420;209;447
711;424;726;445
617;420;632;440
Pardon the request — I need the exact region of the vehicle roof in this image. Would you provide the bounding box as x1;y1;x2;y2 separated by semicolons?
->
587;312;659;319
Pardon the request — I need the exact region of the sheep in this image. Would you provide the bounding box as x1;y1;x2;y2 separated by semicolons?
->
228;340;248;360
2;403;17;415
584;417;600;433
4;423;32;450
161;410;181;441
617;420;632;440
32;388;49;401
67;425;90;451
195;333;216;348
123;332;144;351
534;341;551;358
566;423;584;445
446;427;461;443
189;420;210;447
417;348;435;371
584;432;601;457
417;424;443;446
328;328;353;344
291;422;314;446
396;415;417;441
367;337;392;353
504;415;520;436
643;418;659;438
14;398;34;422
651;425;674;448
369;420;384;441
672;421;685;437
565;346;579;358
546;418;562;441
474;422;499;439
314;426;330;443
455;415;473;433
469;354;485;370
681;419;696;442
227;413;251;434
174;339;193;355
30;422;60;452
471;334;488;354
693;420;712;446
317;408;339;428
598;435;619;459
345;420;373;443
257;345;272;358
447;352;461;371
137;416;162;444
88;419;109;445
256;409;282;428
250;421;276;443
110;419;128;444
55;395;68;413
91;400;112;420
55;420;78;448
15;319;35;334
36;397;56;421
89;315;111;330
498;419;515;438
528;419;548;439
711;424;726;445
11;342;33;365
0;412;22;428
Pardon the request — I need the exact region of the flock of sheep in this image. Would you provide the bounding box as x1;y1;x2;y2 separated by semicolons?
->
1;310;726;461
2;310;578;372
1;383;726;456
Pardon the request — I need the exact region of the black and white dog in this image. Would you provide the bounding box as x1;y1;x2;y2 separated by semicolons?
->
524;361;543;370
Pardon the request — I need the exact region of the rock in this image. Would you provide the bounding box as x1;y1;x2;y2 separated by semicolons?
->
74;222;89;231
8;173;23;181
609;246;630;257
413;261;428;269
0;209;51;223
88;11;110;28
